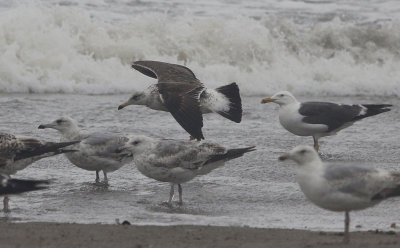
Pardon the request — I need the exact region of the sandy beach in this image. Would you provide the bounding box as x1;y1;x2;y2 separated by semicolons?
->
0;222;398;248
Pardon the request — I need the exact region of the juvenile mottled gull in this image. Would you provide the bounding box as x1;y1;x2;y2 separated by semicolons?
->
0;133;78;175
122;134;255;205
261;91;392;151
0;132;77;211
279;145;400;243
118;60;243;140
0;174;49;196
38;117;134;184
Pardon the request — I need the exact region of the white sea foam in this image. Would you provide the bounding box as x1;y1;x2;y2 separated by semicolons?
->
0;4;400;96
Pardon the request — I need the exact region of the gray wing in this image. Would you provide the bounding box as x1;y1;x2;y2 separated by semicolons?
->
324;163;389;199
299;102;362;131
82;132;120;146
81;133;130;159
132;60;201;84
149;140;226;169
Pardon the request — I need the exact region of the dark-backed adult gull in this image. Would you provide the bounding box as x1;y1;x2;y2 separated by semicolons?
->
122;134;255;205
261;91;392;151
39;117;134;184
279;145;400;243
0;174;49;196
118;60;243;140
0;132;77;211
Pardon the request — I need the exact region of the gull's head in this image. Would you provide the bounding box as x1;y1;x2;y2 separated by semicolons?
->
279;145;320;165
118;91;147;110
122;135;155;156
38;116;78;133
261;91;297;106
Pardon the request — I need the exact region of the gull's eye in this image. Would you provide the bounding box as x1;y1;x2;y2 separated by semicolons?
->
132;94;140;100
299;149;307;154
56;119;63;124
279;94;284;97
131;140;140;145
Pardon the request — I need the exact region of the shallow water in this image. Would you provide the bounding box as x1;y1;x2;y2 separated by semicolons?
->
0;94;399;232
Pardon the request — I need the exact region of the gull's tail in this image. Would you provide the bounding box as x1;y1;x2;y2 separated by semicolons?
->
372;185;400;201
196;146;255;175
353;104;392;121
215;82;242;123
0;176;50;196
205;146;256;165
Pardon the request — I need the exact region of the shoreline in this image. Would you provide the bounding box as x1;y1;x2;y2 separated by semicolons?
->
0;222;398;248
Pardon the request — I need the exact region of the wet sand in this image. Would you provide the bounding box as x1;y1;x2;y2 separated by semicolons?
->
0;222;398;248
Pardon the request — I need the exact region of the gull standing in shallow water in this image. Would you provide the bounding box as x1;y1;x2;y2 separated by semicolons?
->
261;91;391;151
38;117;134;184
279;145;400;243
118;60;243;140
122;134;255;205
0;132;77;211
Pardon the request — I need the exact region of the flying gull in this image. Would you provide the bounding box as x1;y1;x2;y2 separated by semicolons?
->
122;134;255;205
39;117;134;184
0;174;49;196
279;145;400;243
261;91;392;151
118;60;243;140
0;132;77;211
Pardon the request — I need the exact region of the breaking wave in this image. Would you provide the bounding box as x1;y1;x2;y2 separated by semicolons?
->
0;5;399;96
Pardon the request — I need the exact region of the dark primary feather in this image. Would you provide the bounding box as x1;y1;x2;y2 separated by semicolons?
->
132;60;201;84
0;174;49;196
158;83;205;140
352;104;392;121
13;139;79;161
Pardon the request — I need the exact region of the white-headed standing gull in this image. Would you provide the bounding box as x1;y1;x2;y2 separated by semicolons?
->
279;145;400;243
39;117;134;184
261;91;391;151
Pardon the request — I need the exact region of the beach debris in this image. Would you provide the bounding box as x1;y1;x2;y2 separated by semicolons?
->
115;218;131;225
